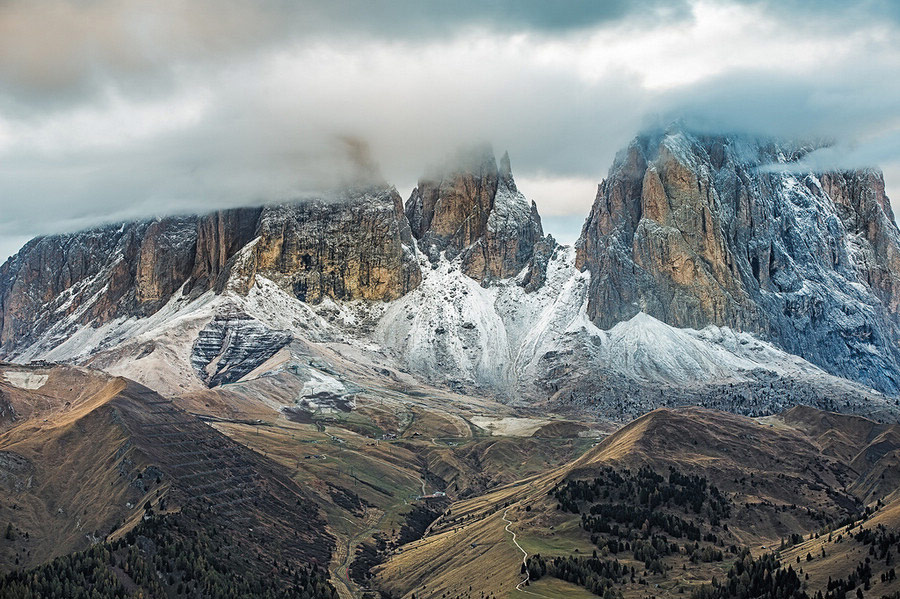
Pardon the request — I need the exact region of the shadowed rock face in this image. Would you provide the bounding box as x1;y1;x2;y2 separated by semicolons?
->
191;308;292;387
0;207;271;358
406;146;547;284
0;217;198;356
190;207;264;294
576;127;900;394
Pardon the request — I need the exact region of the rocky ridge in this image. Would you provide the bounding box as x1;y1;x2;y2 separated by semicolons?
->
405;146;548;286
576;127;900;395
0;134;899;419
229;187;421;302
0;185;420;360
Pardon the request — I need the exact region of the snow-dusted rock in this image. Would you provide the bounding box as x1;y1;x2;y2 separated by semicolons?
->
190;308;292;387
405;145;545;284
1;133;899;420
577;125;900;394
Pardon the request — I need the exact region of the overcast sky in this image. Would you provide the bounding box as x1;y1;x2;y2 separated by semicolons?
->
1;0;900;260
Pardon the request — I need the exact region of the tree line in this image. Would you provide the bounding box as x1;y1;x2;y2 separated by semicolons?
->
691;550;806;599
0;507;336;599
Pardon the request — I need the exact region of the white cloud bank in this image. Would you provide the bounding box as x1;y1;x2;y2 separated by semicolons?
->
1;0;899;259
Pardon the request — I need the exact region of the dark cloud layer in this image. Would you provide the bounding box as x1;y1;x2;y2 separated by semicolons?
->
0;0;690;112
751;0;900;27
1;0;899;260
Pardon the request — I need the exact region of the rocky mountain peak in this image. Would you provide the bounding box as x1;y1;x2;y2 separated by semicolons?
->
405;145;548;286
576;127;900;394
227;185;421;302
405;144;498;249
499;150;514;184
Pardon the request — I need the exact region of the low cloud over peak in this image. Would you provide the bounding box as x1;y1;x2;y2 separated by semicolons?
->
1;0;899;260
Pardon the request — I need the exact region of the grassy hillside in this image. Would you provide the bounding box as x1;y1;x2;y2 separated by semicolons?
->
3;359;897;599
374;406;900;599
0;363;334;594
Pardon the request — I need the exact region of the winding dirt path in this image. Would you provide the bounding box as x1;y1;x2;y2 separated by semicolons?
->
501;506;555;599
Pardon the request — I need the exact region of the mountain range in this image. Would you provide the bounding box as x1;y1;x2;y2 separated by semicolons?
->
2;125;899;421
2;125;900;599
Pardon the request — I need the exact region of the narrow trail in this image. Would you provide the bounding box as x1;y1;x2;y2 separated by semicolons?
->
501;506;554;599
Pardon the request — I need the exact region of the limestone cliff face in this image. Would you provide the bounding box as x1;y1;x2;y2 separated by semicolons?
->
0;219;192;355
189;207;263;293
0;187;420;359
576;127;900;394
225;186;421;302
136;217;202;309
406;147;547;284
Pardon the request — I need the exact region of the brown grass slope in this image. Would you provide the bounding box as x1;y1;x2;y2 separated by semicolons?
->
781;496;900;598
0;362;333;575
376;406;900;599
782;405;900;504
192;375;595;599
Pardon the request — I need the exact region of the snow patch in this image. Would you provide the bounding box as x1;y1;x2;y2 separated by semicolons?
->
375;244;852;393
469;415;551;437
487;177;532;235
3;371;48;390
376;254;514;388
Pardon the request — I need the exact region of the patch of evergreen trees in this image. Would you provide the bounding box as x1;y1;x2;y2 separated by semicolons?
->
543;465;734;586
855;524;900;566
691;550;806;599
551;466;731;525
525;554;627;598
582;502;704;541
0;509;336;599
816;560;873;599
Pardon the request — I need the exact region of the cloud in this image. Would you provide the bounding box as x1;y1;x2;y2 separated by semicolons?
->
0;0;899;261
516;176;599;218
743;0;900;28
0;0;690;112
758;135;900;175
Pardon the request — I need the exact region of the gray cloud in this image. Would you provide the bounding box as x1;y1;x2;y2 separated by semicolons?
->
660;68;900;142
744;0;900;28
758;136;900;175
0;0;690;112
1;0;900;261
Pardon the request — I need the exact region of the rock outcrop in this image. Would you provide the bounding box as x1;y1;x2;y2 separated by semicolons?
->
406;146;547;284
0;185;420;359
191;308;292;387
226;186;421;302
0;218;196;356
5;132;900;405
576;126;900;394
190;207;263;293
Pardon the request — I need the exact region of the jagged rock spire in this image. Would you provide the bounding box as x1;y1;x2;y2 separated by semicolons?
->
405;145;548;285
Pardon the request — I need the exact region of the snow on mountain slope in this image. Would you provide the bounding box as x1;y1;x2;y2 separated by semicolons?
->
6;227;893;416
376;254;514;389
576;127;900;395
8;265;383;396
92;276;392;396
499;247;596;373
14;285;221;365
592;313;834;386
374;244;872;399
486;164;532;235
